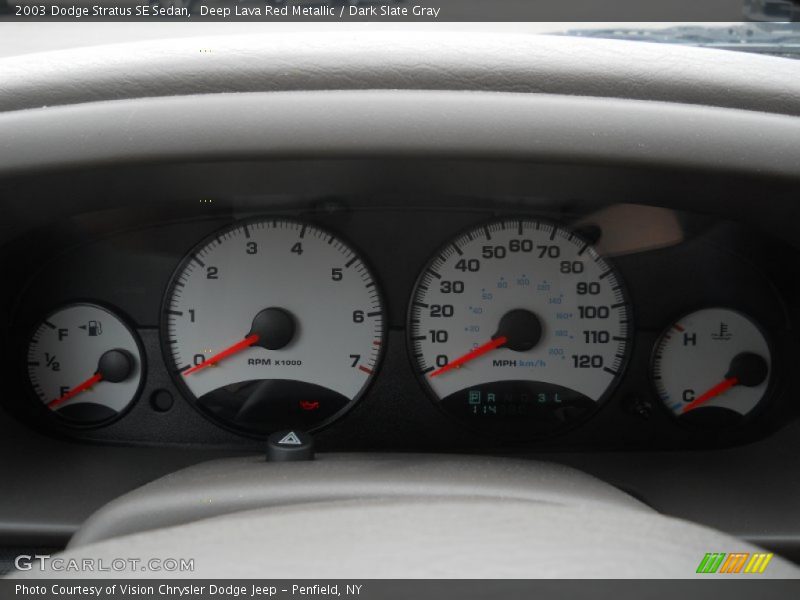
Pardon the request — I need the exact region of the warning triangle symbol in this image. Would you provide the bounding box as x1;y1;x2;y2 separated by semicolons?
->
278;431;302;446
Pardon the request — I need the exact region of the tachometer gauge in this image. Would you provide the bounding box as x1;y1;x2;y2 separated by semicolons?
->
163;219;385;436
27;303;143;425
652;308;771;427
409;219;631;437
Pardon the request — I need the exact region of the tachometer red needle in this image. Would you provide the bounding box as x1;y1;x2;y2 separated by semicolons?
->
183;334;260;376
48;373;103;410
682;377;739;414
429;336;508;378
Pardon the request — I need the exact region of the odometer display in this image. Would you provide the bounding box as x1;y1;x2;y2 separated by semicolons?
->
409;219;631;437
163;219;384;435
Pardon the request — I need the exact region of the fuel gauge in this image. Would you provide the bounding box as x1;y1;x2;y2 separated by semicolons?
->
652;308;771;427
26;303;144;425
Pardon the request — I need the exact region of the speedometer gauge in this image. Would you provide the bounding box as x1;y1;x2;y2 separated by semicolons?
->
163;219;384;436
409;219;631;437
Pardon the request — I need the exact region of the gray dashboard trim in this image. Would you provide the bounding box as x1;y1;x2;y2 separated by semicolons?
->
1;90;800;179
2;32;800;117
67;454;650;548
47;498;800;579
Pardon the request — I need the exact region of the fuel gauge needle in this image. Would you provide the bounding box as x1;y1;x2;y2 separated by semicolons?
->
48;373;103;410
47;348;135;410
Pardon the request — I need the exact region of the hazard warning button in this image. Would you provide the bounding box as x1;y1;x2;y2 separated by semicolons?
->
266;429;314;462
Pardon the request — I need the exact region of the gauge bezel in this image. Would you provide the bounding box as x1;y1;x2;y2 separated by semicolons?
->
159;216;387;439
23;300;147;429
649;305;776;430
406;216;634;441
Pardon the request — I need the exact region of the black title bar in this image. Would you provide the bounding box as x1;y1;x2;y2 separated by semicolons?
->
1;0;798;23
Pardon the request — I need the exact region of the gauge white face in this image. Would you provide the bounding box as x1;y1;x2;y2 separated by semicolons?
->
164;219;384;435
409;219;630;436
27;303;143;424
653;308;771;421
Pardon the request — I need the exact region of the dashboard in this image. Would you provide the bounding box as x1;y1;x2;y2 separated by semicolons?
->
3;28;800;574
2;189;798;452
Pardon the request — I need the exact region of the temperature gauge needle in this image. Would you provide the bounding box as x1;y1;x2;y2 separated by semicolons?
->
681;377;739;414
430;336;508;378
48;373;103;409
680;352;769;414
183;334;260;376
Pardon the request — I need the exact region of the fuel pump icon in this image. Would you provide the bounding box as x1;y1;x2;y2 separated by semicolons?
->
87;321;102;337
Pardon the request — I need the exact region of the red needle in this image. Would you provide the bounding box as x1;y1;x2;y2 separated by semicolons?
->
429;336;508;378
682;377;739;414
48;373;103;410
183;333;260;376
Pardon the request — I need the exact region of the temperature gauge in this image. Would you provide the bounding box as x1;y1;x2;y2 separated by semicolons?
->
26;303;144;425
652;308;771;426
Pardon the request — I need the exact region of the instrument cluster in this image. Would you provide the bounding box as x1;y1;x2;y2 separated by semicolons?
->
4;201;797;450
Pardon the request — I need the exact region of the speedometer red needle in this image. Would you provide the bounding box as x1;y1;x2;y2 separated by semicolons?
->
682;377;739;414
183;334;260;376
48;373;103;410
429;336;508;378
